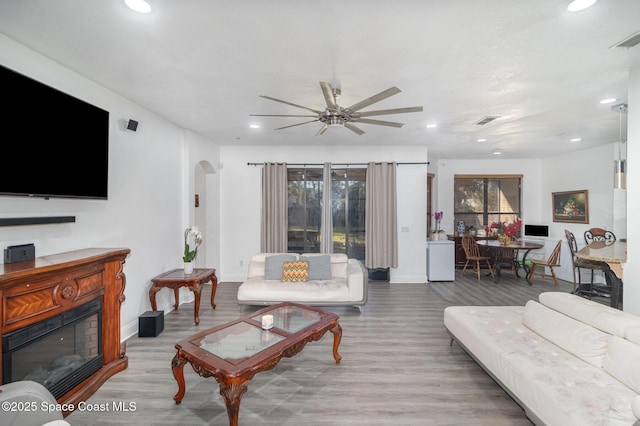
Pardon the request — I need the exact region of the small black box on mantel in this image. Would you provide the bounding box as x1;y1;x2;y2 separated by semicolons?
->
138;310;164;337
4;243;35;264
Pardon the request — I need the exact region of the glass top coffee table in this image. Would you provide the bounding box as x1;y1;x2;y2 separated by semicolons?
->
172;302;342;426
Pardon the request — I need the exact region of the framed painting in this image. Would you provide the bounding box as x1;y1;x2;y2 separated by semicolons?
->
552;190;589;224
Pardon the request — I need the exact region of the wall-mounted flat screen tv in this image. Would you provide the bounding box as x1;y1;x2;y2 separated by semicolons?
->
0;65;109;199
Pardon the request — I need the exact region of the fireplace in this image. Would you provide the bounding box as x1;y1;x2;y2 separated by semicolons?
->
2;298;102;399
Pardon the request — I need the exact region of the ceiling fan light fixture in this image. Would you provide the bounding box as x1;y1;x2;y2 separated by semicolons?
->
327;116;345;127
567;0;597;12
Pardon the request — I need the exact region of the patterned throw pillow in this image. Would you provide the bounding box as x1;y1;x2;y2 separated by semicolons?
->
281;260;309;282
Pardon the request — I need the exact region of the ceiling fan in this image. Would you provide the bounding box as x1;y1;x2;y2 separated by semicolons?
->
250;81;423;136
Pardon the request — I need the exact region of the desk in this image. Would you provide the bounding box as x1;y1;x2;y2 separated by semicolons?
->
477;240;544;283
150;268;217;325
576;242;626;309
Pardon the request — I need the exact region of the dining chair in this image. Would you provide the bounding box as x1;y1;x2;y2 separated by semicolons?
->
461;235;494;281
584;228;616;245
526;240;562;287
564;229;610;297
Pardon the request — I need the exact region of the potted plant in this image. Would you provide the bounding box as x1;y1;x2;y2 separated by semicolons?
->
183;226;203;274
431;211;445;240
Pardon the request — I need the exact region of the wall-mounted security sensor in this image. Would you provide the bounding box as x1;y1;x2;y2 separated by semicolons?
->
127;119;139;131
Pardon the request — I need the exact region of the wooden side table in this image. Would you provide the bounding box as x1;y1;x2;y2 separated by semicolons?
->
149;268;217;325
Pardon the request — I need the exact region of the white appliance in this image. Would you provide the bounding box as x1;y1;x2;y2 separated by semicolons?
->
427;240;455;281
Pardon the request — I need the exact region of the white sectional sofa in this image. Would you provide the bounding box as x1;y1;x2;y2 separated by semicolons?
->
444;292;640;426
237;252;368;312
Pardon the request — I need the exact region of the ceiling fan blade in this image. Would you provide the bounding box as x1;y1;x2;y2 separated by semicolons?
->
344;123;365;135
259;95;321;114
315;124;328;136
319;81;337;109
353;118;404;128
356;106;423;117
273;119;319;130
249;114;317;117
346;87;402;112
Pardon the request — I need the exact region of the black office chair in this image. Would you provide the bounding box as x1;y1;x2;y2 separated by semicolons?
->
565;229;611;298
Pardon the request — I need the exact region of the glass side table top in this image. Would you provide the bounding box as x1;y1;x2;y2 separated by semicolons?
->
198;322;285;360
251;305;322;333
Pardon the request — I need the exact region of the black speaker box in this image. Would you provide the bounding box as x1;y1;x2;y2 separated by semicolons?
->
127;119;139;131
4;243;35;264
138;310;164;337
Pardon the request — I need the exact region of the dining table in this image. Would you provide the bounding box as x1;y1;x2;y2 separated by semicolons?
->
576;241;627;309
477;239;544;283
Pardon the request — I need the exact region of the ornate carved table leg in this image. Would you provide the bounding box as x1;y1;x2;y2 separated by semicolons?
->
330;321;342;363
173;287;180;309
149;285;160;311
172;352;187;404
192;284;202;325
219;381;248;426
210;272;218;309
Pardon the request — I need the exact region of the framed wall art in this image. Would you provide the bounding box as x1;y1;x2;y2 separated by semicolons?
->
552;190;589;224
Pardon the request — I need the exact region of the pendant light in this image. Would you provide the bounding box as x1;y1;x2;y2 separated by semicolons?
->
612;103;627;189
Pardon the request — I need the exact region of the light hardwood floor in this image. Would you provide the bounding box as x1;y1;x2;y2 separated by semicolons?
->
67;269;596;425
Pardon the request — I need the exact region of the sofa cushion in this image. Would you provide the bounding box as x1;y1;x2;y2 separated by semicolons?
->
603;335;640;394
264;254;297;279
522;300;611;368
633;395;640;420
300;255;332;280
538;292;640;338
626;326;640;345
281;260;309;282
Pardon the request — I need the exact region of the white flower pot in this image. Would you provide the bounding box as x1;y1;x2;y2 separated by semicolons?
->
184;261;193;274
432;233;440;241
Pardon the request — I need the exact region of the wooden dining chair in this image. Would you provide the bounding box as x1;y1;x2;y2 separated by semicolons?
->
584;228;616;245
527;240;562;286
461;235;494;281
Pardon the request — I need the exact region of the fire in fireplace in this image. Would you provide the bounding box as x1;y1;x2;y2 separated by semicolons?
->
2;298;103;399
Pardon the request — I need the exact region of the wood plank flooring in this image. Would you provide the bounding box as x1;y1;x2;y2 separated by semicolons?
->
67;270;597;425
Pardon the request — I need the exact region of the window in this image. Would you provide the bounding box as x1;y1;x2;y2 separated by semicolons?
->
287;167;366;260
454;175;522;233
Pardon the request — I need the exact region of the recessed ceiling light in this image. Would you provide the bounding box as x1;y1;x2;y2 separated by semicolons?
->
125;0;152;14
426;123;437;129
477;138;487;143
599;98;617;104
570;138;582;142
492;149;502;155
567;0;597;12
250;124;260;129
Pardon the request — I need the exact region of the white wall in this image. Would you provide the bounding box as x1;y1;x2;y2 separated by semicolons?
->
624;47;640;316
0;35;221;339
218;145;429;284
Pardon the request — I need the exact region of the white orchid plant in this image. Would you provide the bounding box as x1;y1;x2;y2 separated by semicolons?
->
183;226;203;263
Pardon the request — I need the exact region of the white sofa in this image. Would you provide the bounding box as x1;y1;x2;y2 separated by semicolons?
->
237;253;367;312
444;292;640;426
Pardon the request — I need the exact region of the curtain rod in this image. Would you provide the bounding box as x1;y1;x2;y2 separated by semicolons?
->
247;162;429;166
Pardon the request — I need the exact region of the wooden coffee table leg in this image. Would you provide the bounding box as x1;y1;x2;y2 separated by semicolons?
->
330;321;342;363
210;275;218;309
219;381;248;426
171;352;187;404
192;285;202;325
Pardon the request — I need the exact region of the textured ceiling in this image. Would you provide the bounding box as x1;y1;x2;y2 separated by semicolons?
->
0;0;638;159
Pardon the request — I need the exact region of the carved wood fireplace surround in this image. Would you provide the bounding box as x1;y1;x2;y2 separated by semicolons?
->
0;248;130;416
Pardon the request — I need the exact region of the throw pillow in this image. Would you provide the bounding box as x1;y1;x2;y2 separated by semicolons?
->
281;260;309;282
300;255;332;280
264;254;297;280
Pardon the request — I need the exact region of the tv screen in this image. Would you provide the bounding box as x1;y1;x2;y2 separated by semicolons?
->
0;65;109;199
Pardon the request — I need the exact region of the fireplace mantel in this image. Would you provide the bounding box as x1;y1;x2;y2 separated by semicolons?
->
0;248;130;416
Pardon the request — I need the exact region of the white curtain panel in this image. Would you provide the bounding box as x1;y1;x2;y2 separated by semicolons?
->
261;162;288;253
320;162;334;253
365;162;398;269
